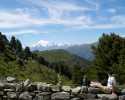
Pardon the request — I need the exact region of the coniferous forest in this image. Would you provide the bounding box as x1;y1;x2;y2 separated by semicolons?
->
0;32;125;85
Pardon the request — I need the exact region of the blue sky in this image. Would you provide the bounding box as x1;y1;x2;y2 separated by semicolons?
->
0;0;125;47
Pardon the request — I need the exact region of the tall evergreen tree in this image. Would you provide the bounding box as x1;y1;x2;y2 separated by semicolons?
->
92;33;125;84
10;36;17;51
24;46;32;59
0;33;4;52
15;39;23;57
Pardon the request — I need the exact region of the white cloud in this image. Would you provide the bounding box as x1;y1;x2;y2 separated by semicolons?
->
0;10;39;28
22;0;95;19
0;9;93;29
1;0;125;30
108;8;116;14
111;15;125;25
2;29;48;36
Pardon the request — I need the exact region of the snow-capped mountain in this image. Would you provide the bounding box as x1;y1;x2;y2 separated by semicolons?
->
30;40;95;60
31;40;72;51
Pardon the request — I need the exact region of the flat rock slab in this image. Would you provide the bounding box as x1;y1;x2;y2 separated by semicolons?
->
88;87;102;94
62;86;72;92
97;94;118;100
51;85;61;92
51;92;70;100
19;91;32;100
35;92;51;100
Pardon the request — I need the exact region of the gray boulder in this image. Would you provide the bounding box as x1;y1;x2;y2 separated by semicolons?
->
7;76;16;82
71;86;81;94
78;93;97;99
98;94;118;100
4;89;15;92
7;92;17;99
88;87;102;94
23;79;31;87
62;86;71;92
51;92;70;100
119;95;125;100
35;92;51;100
19;91;32;100
121;89;125;95
0;82;4;90
51;85;61;92
0;91;4;96
37;82;51;92
4;83;16;90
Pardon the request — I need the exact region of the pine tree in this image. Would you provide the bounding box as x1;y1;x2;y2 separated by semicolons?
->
92;33;125;83
24;46;32;59
0;33;4;52
10;36;17;51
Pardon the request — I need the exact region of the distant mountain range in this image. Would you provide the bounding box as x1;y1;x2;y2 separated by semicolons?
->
31;43;95;61
66;44;95;61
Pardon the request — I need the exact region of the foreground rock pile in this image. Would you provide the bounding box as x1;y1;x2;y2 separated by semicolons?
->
0;77;125;100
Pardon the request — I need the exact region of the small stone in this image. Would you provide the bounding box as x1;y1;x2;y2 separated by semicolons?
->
71;98;80;100
23;79;31;87
4;89;15;92
7;76;16;82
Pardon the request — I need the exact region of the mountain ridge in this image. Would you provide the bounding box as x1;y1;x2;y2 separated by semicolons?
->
31;43;95;60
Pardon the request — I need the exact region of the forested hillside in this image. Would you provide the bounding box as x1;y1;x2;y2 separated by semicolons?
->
0;32;73;84
35;49;90;84
1;32;125;85
0;32;89;85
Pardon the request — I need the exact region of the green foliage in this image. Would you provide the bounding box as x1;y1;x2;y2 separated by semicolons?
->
0;32;7;52
37;49;89;84
38;49;75;62
0;32;73;85
24;46;32;59
89;33;125;84
10;36;17;51
72;65;83;84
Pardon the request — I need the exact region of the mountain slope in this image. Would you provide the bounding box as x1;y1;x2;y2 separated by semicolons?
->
31;43;94;61
37;49;90;68
36;49;90;84
0;32;72;84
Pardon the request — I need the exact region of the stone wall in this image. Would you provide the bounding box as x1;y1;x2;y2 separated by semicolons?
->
0;78;125;100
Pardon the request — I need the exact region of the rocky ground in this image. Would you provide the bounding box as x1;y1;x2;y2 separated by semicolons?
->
0;77;125;100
